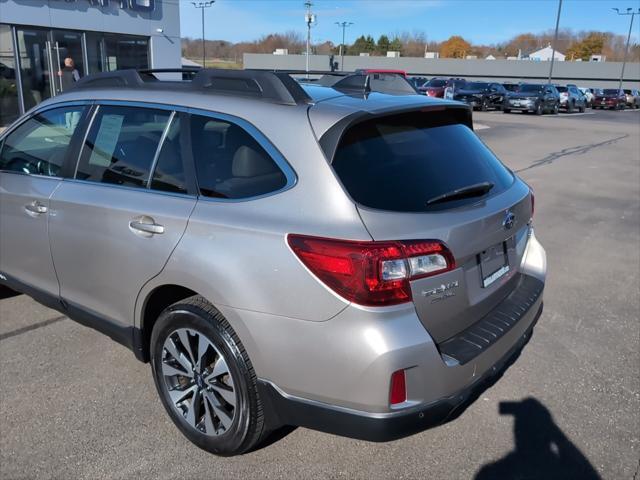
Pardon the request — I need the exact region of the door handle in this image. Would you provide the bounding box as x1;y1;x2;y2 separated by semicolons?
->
24;201;48;215
129;216;165;236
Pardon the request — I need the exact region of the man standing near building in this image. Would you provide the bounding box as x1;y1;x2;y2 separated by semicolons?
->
58;57;81;130
58;57;80;92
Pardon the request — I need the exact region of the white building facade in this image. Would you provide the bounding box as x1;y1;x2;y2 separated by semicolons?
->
0;0;181;126
528;45;566;62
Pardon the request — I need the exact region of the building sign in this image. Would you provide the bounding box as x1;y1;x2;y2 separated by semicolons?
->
53;0;155;13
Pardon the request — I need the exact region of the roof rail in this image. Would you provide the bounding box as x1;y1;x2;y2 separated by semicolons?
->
72;68;313;106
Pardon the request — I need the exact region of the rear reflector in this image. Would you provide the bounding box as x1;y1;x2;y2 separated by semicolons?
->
287;235;455;306
389;369;407;405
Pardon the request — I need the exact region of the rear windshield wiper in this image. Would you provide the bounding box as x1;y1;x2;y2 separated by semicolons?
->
426;181;494;206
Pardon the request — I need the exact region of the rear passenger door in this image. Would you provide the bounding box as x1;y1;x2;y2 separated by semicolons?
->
0;104;88;301
48;104;197;328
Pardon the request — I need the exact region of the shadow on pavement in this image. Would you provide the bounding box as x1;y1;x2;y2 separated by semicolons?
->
475;398;601;480
0;285;21;300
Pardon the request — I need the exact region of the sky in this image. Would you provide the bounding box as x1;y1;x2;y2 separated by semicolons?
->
179;0;640;46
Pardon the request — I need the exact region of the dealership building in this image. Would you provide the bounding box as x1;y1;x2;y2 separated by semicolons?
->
0;0;181;127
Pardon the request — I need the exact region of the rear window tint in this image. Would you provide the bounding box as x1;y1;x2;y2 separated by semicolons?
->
332;111;513;212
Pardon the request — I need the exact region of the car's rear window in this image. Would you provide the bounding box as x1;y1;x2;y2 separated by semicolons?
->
332;111;514;212
427;79;446;87
556;86;568;92
603;89;619;94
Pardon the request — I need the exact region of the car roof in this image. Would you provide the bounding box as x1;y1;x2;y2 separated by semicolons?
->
37;76;462;132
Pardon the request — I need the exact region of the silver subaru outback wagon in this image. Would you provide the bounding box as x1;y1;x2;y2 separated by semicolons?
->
0;69;546;455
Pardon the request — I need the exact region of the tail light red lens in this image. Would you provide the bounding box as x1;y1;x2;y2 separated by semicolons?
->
389;369;407;405
287;235;455;307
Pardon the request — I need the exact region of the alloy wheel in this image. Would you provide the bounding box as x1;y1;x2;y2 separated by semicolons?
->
161;328;236;436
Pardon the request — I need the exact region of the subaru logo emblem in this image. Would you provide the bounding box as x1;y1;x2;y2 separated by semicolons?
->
503;210;516;230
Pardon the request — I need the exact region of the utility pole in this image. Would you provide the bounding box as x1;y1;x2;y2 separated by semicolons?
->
613;7;640;92
335;21;354;71
192;1;215;68
548;0;563;84
304;1;316;74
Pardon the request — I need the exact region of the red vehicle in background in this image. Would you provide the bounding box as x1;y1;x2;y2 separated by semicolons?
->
419;77;465;97
593;89;627;110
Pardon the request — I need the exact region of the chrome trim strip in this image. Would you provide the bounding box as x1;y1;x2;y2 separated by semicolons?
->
61;178;197;199
146;111;175;189
73;104;99;179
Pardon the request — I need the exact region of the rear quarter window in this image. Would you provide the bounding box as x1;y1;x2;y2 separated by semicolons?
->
332;111;514;212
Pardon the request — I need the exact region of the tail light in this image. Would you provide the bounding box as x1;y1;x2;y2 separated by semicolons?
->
389;369;407;405
287;235;455;307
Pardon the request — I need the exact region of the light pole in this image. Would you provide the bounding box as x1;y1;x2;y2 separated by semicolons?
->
335;21;354;71
304;1;316;73
192;1;215;68
613;7;640;92
548;0;563;83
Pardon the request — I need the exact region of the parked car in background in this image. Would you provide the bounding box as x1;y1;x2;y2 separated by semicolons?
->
444;78;467;100
578;88;594;107
623;89;640;109
419;77;464;98
453;82;507;111
503;83;521;93
504;83;560;115
593;89;627;110
555;85;586;113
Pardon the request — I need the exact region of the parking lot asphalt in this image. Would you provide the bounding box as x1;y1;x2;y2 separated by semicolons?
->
1;108;639;480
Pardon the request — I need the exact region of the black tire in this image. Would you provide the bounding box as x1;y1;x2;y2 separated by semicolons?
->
553;103;560;114
503;108;511;113
481;98;489;112
567;101;574;113
579;104;585;113
535;102;543;115
150;296;267;456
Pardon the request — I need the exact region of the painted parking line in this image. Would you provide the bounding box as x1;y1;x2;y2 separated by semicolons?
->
474;123;491;130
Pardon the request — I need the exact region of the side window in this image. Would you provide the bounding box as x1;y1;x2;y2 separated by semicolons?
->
189;114;287;199
150;116;188;194
76;105;171;188
0;105;85;176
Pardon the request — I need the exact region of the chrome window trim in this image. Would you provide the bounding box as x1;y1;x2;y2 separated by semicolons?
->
0;101;93;179
73;104;100;179
60;177;198;200
147;111;176;189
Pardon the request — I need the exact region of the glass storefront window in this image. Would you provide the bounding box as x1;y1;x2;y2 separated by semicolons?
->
86;32;105;75
104;34;149;71
0;26;149;127
16;27;53;112
0;25;21;126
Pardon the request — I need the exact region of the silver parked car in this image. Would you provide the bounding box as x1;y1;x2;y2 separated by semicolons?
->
0;68;546;456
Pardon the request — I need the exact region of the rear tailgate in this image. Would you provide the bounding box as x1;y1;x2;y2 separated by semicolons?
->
328;106;534;343
357;186;531;343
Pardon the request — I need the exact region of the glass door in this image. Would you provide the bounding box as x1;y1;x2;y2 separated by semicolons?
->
50;30;85;94
15;27;53;111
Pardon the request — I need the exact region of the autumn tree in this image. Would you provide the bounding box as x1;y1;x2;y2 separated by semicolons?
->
439;36;471;58
566;32;606;60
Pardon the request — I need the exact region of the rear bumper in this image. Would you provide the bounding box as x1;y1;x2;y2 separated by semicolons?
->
258;301;543;442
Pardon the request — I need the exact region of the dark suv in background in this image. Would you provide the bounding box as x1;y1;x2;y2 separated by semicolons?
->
504;84;560;115
453;82;507;111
